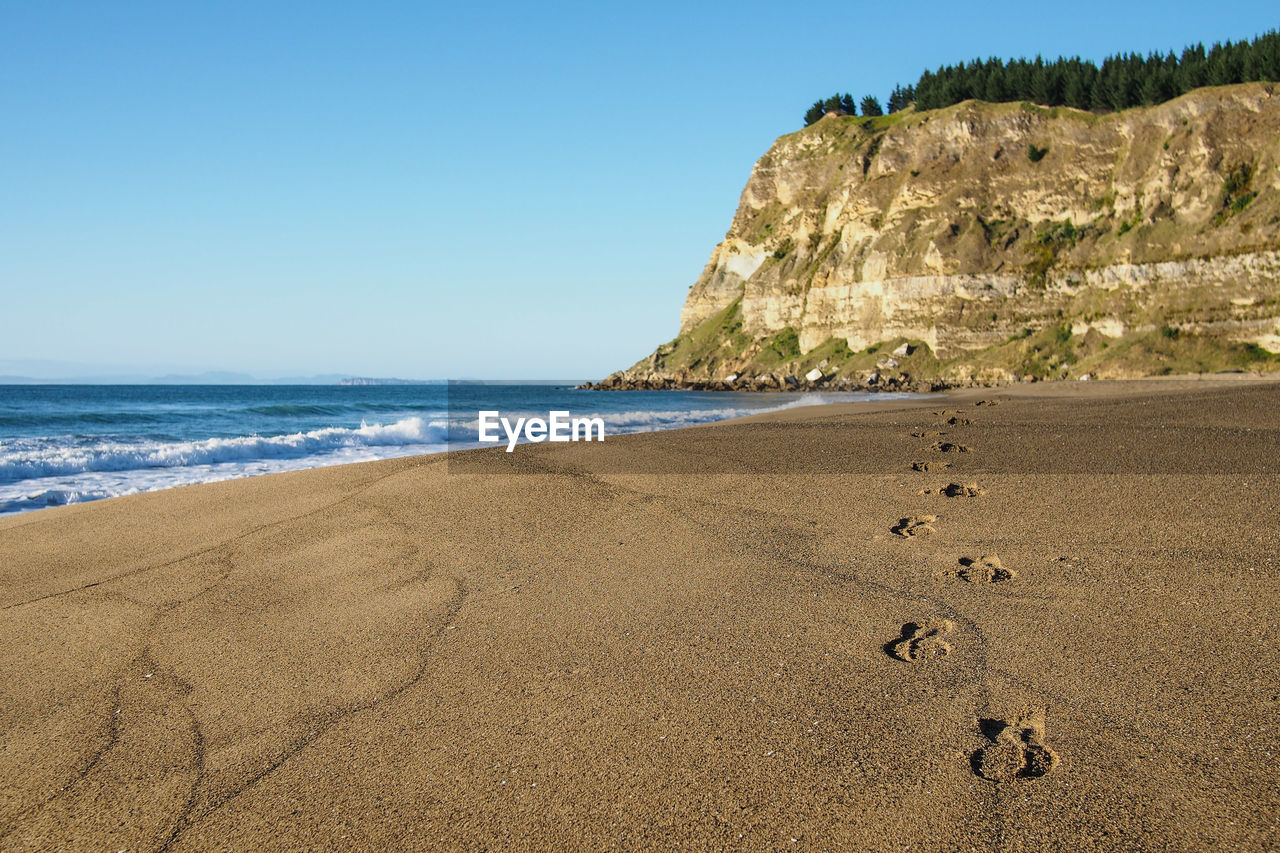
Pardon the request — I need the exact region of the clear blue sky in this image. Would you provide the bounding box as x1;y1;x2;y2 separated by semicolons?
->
1;1;1274;379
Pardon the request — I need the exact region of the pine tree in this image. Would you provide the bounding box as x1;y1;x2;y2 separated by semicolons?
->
1005;60;1031;101
1181;43;1208;89
982;65;1008;102
887;85;906;113
1063;71;1088;110
1141;66;1177;104
840;93;857;115
860;95;884;117
888;84;917;112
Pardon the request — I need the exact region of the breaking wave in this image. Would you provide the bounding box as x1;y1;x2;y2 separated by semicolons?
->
0;389;911;515
0;417;446;483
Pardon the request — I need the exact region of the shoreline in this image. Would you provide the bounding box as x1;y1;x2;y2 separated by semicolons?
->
0;386;915;520
5;372;1277;520
3;373;1276;520
2;377;1278;849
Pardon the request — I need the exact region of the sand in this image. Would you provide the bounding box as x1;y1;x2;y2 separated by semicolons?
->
1;378;1278;851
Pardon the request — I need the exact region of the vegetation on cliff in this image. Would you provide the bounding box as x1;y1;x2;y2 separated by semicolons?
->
804;30;1280;125
603;303;1280;392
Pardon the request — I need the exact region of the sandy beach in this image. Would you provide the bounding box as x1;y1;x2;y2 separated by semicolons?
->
2;377;1278;851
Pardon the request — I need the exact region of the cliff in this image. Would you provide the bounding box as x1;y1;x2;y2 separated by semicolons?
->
599;83;1280;390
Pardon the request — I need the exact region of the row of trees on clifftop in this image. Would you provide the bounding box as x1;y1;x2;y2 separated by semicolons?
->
803;30;1280;125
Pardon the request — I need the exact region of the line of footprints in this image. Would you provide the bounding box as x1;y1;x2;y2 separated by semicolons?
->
892;399;1059;783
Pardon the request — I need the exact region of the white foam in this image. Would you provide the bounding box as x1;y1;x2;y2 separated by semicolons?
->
0;416;447;482
0;392;911;514
0;416;450;514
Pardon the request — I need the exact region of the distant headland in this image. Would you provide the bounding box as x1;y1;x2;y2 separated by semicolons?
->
597;39;1280;394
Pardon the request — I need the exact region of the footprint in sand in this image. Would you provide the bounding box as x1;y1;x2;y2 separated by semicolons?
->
932;410;962;417
911;430;944;438
928;441;972;454
887;619;955;661
943;416;972;426
957;555;1015;583
891;515;937;537
972;709;1058;781
919;482;984;498
975;400;1000;407
911;460;951;473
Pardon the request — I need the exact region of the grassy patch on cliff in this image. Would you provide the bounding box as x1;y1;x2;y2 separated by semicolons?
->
930;324;1277;381
753;328;802;369
1073;327;1280;376
834;111;912;133
958;323;1081;379
650;299;753;374
1213;162;1258;225
779;336;943;382
650;316;1279;385
794;337;856;371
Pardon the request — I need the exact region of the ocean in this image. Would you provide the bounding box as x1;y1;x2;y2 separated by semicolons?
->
0;384;904;515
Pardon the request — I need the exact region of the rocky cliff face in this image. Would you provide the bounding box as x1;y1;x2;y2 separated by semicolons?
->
601;84;1280;389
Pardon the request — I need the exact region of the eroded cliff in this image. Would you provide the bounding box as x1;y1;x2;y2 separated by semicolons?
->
601;83;1280;389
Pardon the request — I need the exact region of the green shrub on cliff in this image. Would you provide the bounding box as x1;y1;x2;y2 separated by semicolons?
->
756;328;801;367
1214;162;1258;223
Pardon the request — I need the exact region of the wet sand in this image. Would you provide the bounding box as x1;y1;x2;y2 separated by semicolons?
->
1;378;1278;851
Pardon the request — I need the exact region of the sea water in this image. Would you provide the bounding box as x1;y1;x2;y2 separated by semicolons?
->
0;384;905;515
